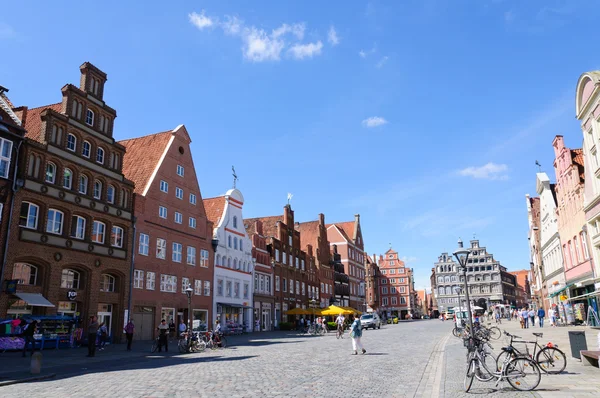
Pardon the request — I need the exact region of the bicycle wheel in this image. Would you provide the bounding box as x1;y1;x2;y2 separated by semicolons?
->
495;350;514;372
488;326;501;340
505;357;541;391
192;340;206;353
151;340;158;353
219;336;228;348
452;328;460;337
536;347;566;374
464;359;476;392
178;340;188;353
475;351;496;382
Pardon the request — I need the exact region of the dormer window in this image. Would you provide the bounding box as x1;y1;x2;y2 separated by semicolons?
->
86;109;94;126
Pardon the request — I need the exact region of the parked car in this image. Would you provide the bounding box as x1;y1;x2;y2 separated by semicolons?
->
360;313;382;329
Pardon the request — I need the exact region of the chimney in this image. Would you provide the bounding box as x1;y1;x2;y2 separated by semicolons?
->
354;214;360;223
79;62;107;100
256;220;263;235
283;205;293;226
319;213;325;225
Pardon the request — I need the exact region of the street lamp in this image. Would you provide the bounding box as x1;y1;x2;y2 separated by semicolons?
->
185;286;193;349
453;238;474;334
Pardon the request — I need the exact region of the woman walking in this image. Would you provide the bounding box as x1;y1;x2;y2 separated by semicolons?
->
350;316;366;355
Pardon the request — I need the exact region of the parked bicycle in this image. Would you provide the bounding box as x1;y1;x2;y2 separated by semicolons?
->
178;331;206;353
203;330;228;349
496;331;566;374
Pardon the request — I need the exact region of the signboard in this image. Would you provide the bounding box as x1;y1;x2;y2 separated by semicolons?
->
67;290;77;301
5;280;18;294
559;295;568;302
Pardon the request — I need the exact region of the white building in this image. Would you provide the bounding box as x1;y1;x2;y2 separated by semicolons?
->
203;189;254;333
536;172;566;306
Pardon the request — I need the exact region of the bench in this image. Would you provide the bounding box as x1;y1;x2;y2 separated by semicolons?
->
580;351;600;368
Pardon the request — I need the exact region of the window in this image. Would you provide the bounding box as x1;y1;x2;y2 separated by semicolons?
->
190;193;196;205
70;216;86;239
0;138;12;179
45;162;56;183
86;109;94;126
187;246;196;265
301;259;305;270
240;240;243;251
266;276;271;293
160;180;168;193
160;274;177;293
283;252;287;264
61;269;80;289
382;287;388;294
133;270;144;289
175;187;183;199
172;243;182;262
302;282;306;296
296;281;300;295
391;287;397;293
400;286;406;293
389;269;396;274
400;297;407;304
92;221;106;243
290;279;294;294
12;263;38;286
288;236;292;246
194;279;202;295
226;281;232;297
181;277;190;293
234;237;238;250
233;216;238;228
46;209;64;235
574;237;581;263
82;141;91;158
96;147;104;164
174;212;182;224
244;283;249;299
19;202;39;229
79;175;88;194
107;185;115;203
228;236;232;248
582;231;590;259
66;134;76;151
139;233;149;255
146;272;155;290
234;282;240;298
391;297;398;305
275;276;280;291
93;180;102;199
382;297;388;306
204;281;210;296
217;279;224;296
159;206;167;219
111;226;124;247
189;217;196;229
100;274;116;292
200;250;209;267
77;102;82;119
283;277;287;292
390;261;395;265
177;165;184;176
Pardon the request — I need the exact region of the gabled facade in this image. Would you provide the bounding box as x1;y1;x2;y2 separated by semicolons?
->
120;125;214;340
378;248;412;319
525;195;544;310
326;215;366;312
365;254;380;313
0;64;134;342
246;219;274;331
204;189;253;333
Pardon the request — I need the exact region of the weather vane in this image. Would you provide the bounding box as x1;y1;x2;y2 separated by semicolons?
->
535;160;542;172
232;166;238;189
287;193;293;205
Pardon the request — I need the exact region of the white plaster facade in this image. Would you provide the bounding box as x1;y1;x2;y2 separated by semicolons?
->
211;189;254;333
536;173;566;303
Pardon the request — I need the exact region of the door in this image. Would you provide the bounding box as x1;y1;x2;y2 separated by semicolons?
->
133;307;155;341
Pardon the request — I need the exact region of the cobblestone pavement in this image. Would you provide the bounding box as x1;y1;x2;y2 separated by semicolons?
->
1;321;448;398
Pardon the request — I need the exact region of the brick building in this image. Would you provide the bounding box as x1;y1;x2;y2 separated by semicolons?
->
120;125;214;340
377;248;412;319
365;254;381;313
510;270;531;308
246;219;274;331
0;63;134;341
326;215;366;312
296;214;334;308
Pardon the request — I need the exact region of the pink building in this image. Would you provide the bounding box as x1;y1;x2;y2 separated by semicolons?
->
552;135;595;305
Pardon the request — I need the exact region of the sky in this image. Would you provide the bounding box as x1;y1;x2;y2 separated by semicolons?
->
2;0;600;291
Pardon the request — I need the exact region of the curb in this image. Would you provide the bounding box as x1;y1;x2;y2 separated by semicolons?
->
0;373;56;387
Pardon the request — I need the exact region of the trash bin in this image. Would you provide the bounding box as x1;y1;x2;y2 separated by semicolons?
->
568;331;588;359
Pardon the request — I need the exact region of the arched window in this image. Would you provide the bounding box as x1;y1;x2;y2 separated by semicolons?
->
445;286;452;295
228;257;231;268
71;100;77;117
240;240;243;251
100;274;116;292
438;276;443;283
438;286;444;295
107;185;115;204
228;236;232;248
46;209;64;235
12;263;38;285
92;220;106;244
233;216;238;228
61;269;81;289
216;254;221;266
63;168;72;189
79;175;88;194
86;109;94;126
93;180;102;200
76;102;82;120
234;259;238;270
111;225;124;247
96;147;104;164
66;134;77;151
234;237;238;250
82;141;91;158
45;162;56;183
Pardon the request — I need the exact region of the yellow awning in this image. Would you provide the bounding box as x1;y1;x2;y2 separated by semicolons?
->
285;307;308;315
320;305;353;316
342;306;363;315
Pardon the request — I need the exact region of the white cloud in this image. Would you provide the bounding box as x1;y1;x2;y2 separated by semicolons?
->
359;50;367;58
243;27;287;62
188;10;215;30
362;116;388;128
222;15;242;35
288;41;323;60
328;26;339;46
458;163;509;180
376;55;389;68
273;23;305;40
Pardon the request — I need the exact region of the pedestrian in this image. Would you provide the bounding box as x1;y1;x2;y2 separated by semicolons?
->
98;323;109;350
549;307;556;327
528;308;535;327
21;320;38;357
519;311;525;329
168;320;176;339
86;315;104;357
537;307;545;328
178;319;187;338
157;319;169;352
350;315;366;355
520;308;529;328
124;319;134;351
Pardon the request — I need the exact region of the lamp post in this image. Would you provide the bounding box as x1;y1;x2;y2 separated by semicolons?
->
453;239;474;333
185;286;193;349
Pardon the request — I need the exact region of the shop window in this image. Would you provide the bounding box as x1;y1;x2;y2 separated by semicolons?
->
61;269;81;289
100;274;116;292
12;263;38;285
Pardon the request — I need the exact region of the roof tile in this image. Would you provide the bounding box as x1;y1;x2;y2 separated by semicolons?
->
203;196;226;225
23;103;62;143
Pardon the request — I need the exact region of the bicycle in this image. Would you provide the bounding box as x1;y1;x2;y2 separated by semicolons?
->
151;336;160;353
336;324;344;339
177;332;207;353
203;330;227;349
496;331;566;374
463;336;541;392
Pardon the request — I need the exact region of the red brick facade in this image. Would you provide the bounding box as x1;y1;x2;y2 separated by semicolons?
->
378;249;412;319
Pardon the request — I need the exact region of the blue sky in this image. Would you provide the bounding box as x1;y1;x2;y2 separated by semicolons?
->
1;1;599;290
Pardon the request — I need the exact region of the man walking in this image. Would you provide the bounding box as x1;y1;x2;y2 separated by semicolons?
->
86;316;103;357
350;316;366;355
549;307;556;326
521;308;529;328
528;308;536;327
178;319;187;338
157;319;169;352
124;319;135;351
537;307;545;328
21;320;38;357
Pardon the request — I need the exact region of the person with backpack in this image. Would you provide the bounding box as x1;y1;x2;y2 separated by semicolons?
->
350;316;366;355
22;320;38;357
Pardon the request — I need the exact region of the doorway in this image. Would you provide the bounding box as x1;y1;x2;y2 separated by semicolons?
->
133;306;155;340
97;303;113;338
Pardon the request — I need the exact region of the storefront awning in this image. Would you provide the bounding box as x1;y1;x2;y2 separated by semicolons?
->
548;284;574;298
14;293;55;307
217;302;252;309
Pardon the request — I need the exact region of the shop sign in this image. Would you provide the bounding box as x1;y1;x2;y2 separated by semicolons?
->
559;295;568;302
67;290;77;301
5;280;18;294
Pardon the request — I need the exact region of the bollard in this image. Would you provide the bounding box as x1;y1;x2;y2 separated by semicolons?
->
30;352;42;374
